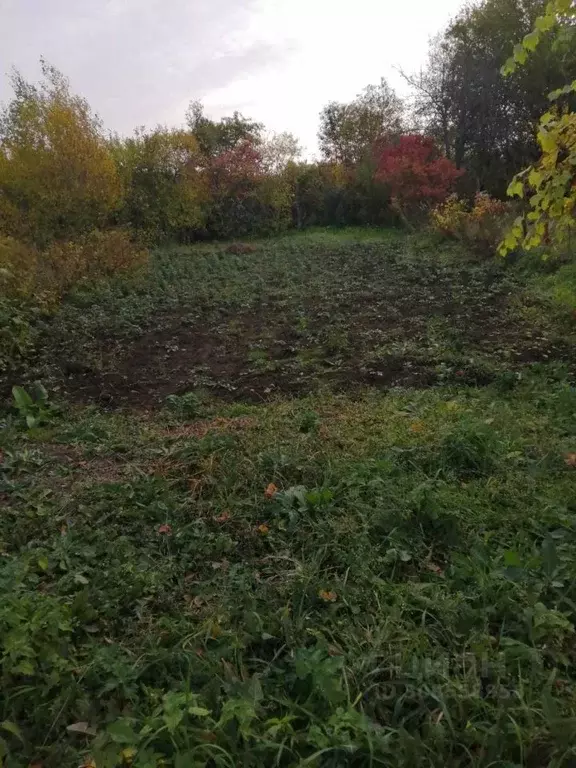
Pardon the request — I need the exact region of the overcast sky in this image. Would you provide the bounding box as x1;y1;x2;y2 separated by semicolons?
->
1;0;465;155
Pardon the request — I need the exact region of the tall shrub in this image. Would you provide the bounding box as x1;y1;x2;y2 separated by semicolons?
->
0;61;120;247
376;135;463;222
113;128;207;244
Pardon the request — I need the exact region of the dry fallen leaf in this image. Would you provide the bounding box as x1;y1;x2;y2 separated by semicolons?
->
78;759;96;768
564;453;576;468
409;422;425;434
264;483;278;499
120;747;137;763
157;523;172;535
192;595;204;608
66;721;97;736
257;524;270;535
214;511;231;523
319;590;338;602
425;562;444;576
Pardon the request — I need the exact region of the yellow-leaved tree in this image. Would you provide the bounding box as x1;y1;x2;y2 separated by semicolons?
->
0;59;121;247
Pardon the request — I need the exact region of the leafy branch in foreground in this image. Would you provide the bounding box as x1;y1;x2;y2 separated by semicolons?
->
500;0;576;257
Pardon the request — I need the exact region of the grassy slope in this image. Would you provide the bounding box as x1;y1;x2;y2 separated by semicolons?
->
2;230;576;767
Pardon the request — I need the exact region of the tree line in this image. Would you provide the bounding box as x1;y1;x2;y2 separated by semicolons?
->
0;0;574;258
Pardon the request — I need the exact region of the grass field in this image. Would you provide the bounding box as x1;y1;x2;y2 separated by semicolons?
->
2;230;576;767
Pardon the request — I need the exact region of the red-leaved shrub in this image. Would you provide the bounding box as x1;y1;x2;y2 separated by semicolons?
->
208;140;263;199
376;135;463;222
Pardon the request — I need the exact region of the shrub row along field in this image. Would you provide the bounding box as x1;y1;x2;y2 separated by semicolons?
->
2;231;576;767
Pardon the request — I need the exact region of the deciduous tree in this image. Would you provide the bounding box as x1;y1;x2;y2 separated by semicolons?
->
112;127;206;243
318;79;403;165
186;101;263;157
0;60;120;246
407;0;576;196
260;132;302;174
376;135;463;221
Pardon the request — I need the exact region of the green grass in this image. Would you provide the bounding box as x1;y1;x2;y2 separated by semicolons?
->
2;230;576;767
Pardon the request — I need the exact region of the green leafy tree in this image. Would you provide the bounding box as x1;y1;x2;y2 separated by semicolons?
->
112;127;207;243
399;35;458;160
318;79;403;165
261;131;302;174
285;161;365;228
500;0;576;255
409;0;576;196
186;101;263;157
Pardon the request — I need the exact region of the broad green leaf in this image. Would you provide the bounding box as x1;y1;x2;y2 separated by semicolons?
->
1;721;23;743
188;706;211;717
538;129;557;153
549;81;576;100
14;660;35;676
540;111;554;126
513;44;528;65
536;220;547;236
502;233;519;252
536;13;556;32
501;57;516;76
523;30;540;51
528;234;543;248
12;385;32;410
528;168;543;188
504;550;522;567
107;719;137;745
38;555;49;571
507;179;524;198
163;708;184;733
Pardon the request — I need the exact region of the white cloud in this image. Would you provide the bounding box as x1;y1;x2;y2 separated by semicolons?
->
1;0;465;150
